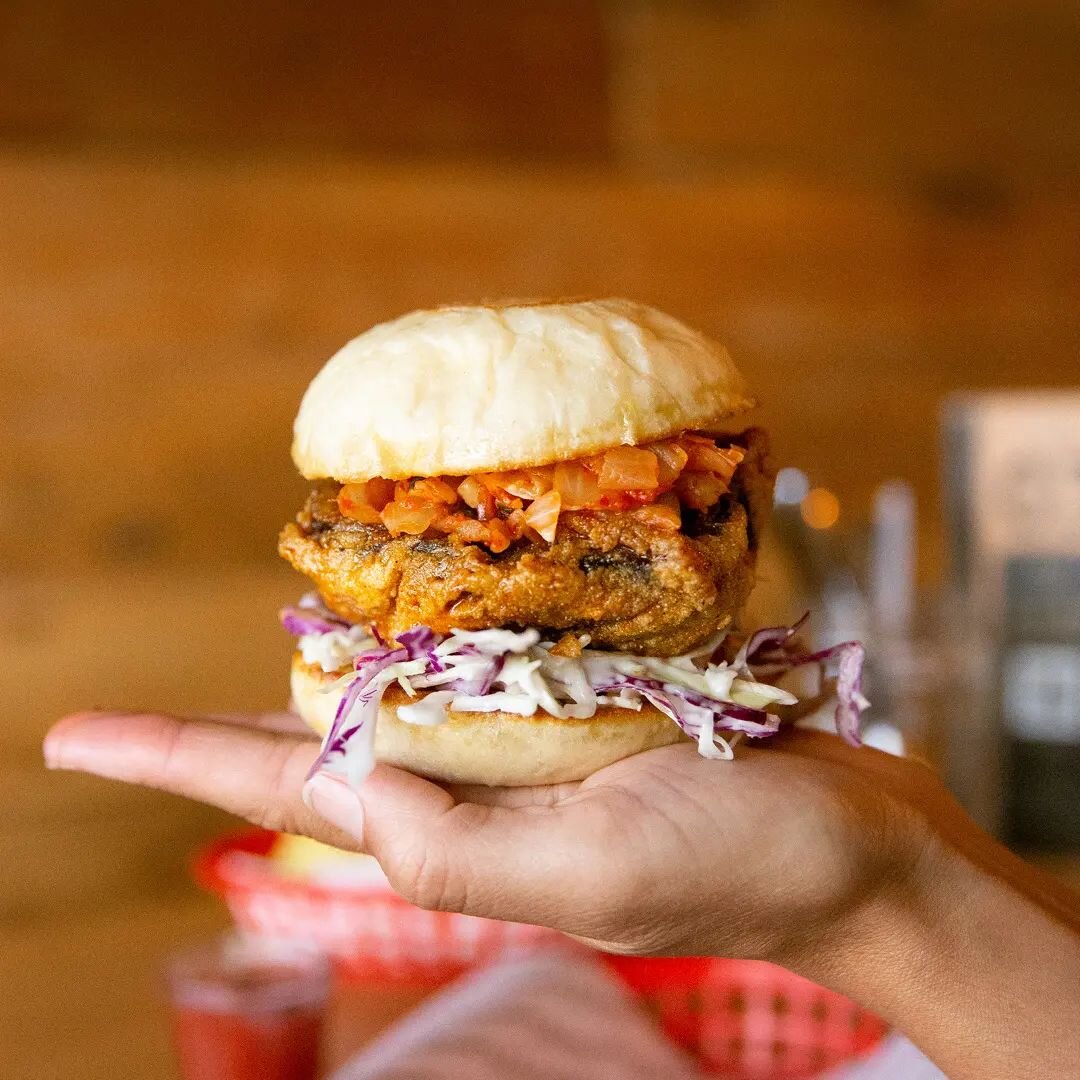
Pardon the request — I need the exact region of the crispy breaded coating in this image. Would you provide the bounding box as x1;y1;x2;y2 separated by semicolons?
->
279;429;771;656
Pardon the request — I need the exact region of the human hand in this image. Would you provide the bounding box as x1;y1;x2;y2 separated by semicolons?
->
44;709;1080;1079
43;710;934;968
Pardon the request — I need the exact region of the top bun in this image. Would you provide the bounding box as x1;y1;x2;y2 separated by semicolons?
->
292;298;754;481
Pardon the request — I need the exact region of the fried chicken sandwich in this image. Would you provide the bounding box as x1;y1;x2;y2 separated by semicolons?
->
280;299;867;788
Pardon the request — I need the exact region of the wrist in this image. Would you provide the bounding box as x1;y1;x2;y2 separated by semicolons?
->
785;794;1080;1079
779;803;944;1003
802;830;942;1002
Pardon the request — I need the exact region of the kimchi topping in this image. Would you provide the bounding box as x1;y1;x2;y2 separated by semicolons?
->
337;432;744;551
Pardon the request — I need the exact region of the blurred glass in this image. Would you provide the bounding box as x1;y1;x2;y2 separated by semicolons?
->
767;475;965;768
867;600;974;768
770;437;1080;854
165;934;331;1080
942;393;1080;844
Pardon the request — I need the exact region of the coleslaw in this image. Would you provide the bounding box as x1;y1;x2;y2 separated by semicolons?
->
282;595;868;789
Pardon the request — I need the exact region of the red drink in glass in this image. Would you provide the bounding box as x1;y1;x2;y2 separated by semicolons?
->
166;934;331;1080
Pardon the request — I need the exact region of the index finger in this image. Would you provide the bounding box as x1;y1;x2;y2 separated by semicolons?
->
44;710;350;844
44;710;594;926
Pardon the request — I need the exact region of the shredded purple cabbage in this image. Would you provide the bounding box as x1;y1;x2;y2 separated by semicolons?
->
741;611;811;666
285;607;869;785
280;593;353;637
597;676;781;741
279;608;351;637
762;640;869;748
740;620;869;748
397;626;440;658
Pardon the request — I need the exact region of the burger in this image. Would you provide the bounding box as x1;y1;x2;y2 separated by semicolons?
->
279;299;867;789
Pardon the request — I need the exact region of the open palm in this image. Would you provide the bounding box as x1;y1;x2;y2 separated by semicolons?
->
45;709;932;963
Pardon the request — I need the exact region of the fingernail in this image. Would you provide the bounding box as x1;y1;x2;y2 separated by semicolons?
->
43;713;138;777
42;723;97;771
43;731;121;776
42;729;62;770
306;772;365;841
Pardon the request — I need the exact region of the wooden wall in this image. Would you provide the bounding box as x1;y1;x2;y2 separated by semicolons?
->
2;5;1079;1075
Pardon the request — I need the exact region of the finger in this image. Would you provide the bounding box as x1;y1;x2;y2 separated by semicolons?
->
202;710;312;735
59;708;313;736
766;726;897;768
47;712;595;927
44;711;353;846
353;766;586;925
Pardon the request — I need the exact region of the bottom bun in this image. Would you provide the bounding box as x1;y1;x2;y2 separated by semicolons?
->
291;654;686;786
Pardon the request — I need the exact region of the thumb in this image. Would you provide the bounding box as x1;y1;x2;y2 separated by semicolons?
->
311;764;576;925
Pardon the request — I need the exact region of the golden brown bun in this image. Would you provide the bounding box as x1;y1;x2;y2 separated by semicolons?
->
291;654;686;786
292;298;754;482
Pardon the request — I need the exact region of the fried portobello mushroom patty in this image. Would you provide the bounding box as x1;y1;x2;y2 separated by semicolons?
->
279;429;771;657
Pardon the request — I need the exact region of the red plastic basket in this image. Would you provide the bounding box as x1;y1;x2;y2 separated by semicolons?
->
603;956;887;1079
195;830;887;1076
193;829;562;985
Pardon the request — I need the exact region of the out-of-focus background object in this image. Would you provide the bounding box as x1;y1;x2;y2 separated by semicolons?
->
166;932;330;1080
195;830;563;984
194;831;888;1078
2;3;1079;1078
942;392;1080;841
315;950;892;1080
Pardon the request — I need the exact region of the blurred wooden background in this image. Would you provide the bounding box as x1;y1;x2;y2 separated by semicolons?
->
2;3;1079;1077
